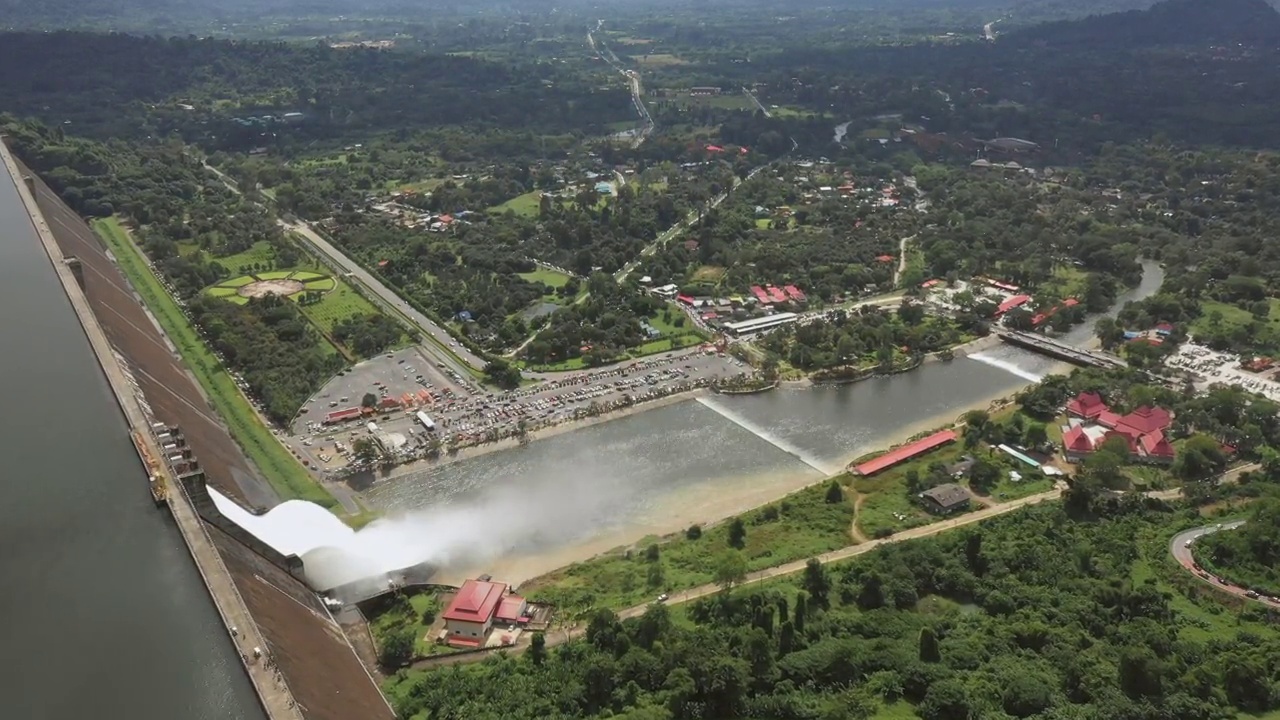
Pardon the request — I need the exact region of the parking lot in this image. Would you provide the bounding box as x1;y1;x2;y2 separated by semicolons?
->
285;346;746;475
1165;342;1280;400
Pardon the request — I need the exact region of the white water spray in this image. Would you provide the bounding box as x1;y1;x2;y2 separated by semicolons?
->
968;351;1045;383
210;465;638;592
696;396;836;474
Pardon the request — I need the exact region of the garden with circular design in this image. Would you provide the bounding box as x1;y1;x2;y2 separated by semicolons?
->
205;270;337;305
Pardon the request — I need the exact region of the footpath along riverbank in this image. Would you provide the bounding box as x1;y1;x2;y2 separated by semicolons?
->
0;139;304;720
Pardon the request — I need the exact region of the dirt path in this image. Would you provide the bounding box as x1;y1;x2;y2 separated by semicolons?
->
893;234;915;287
850;493;870;544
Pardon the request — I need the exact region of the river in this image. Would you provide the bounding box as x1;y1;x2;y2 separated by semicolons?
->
0;166;264;717
364;262;1163;584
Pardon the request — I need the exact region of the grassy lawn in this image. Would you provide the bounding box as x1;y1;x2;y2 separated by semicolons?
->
1040;265;1088;299
300;280;385;334
518;267;572;289
523;477;858;611
771;105;834;118
93;217;337;509
204;240;278;274
1193;299;1280;335
386;177;445;193
852;440;972;537
690;265;726;283
489;190;543;217
365;590;449;662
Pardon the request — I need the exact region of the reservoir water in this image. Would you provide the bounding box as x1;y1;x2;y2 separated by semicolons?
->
0;168;264;717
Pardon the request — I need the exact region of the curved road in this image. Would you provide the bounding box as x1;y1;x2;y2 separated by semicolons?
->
1171;521;1279;607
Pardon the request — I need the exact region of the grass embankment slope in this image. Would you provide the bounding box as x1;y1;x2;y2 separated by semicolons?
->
524;477;859;611
94;217;336;508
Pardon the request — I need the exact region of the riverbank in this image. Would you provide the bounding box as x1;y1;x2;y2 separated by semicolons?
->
0;140;303;720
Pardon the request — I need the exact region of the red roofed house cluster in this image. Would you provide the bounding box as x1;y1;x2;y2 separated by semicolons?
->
442;578;529;648
1061;392;1175;465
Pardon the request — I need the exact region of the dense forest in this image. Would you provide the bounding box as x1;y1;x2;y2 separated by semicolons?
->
386;501;1280;720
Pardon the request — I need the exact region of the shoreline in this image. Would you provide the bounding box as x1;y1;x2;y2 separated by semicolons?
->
374;388;710;480
0;140;304;720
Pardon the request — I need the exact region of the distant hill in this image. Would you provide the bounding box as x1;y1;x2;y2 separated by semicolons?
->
1009;0;1280;47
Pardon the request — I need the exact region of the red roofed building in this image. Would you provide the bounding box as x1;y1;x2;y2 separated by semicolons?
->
443;579;510;647
876;254;895;263
1066;391;1106;420
784;284;807;302
768;286;787;303
751;286;772;304
996;294;1032;316
1061;397;1174;465
705;145;725;153
494;595;530;624
323;407;364;425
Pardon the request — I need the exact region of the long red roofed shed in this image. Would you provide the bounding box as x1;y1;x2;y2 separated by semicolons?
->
854;429;957;476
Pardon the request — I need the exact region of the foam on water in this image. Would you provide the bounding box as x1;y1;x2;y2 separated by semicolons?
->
968;351;1045;383
697;396;837;474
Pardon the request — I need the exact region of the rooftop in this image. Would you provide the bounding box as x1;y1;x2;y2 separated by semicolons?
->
921;483;971;509
443;579;508;624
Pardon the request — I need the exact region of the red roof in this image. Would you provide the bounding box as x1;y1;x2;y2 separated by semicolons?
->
768;286;787;303
446;637;482;648
324;407;363;424
438;214;454;223
1116;406;1172;436
677;294;695;306
379;397;401;410
494;596;527;623
1096;409;1122;429
751;286;772;304
1063;425;1094;453
921;279;942;288
705;145;725;153
1139;430;1175;458
443;580;508;625
1066;391;1106;419
876;254;895;263
854;430;957;476
996;294;1032;315
1101;430;1138;454
1062;298;1080;307
377;260;389;267
784;284;807;301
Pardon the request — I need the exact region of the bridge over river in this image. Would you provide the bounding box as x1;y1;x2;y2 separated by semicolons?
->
995;330;1128;370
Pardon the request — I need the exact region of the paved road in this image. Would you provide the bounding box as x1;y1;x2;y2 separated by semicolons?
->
282;220;486;378
1171;521;1279;607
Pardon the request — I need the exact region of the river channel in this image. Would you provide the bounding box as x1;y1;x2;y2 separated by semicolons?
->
366;262;1163;583
0;167;264;717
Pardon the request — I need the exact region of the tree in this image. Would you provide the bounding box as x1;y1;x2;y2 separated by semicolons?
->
794;591;807;633
919;677;974;720
361;392;377;408
1173;433;1227;480
969;458;1001;494
918;626;941;663
825;479;844;503
352;437;382;465
529;632;547;666
645;544;661;562
685;524;702;540
728;517;746;549
1024;422;1048;447
484;358;522;389
714;550;747;593
378;626;414;668
802;559;830;609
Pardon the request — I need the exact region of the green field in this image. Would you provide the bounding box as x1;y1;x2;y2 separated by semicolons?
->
1194;298;1280;335
291;270;327;281
205;240;278;274
303;277;337;292
255;270;295;281
300;280;384;334
518;267;572;289
489;190;543;217
206;286;239;297
93;218;338;509
524;477;858;611
221;274;257;288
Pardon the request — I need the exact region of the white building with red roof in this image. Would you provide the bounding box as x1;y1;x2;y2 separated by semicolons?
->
1061;392;1175;465
441;578;527;648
